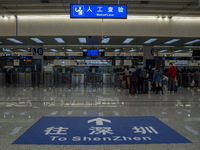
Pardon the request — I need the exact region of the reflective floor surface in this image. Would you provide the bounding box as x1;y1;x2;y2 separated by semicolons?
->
0;84;200;150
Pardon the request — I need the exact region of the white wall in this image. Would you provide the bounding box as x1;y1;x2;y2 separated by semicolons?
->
0;19;16;36
1;16;200;37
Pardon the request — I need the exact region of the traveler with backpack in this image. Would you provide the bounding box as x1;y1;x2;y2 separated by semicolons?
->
153;65;163;94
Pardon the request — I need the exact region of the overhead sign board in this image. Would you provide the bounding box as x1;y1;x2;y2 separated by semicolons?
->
13;116;191;145
70;4;127;19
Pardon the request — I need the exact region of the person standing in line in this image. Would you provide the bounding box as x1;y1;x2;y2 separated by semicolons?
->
153;65;163;94
166;62;177;92
149;67;156;93
124;66;130;89
137;68;142;94
193;70;200;88
129;67;138;95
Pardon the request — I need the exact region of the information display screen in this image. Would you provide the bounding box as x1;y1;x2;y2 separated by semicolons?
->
70;4;127;19
87;49;99;56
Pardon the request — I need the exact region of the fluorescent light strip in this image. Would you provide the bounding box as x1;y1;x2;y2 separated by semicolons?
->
114;49;120;52
78;38;86;43
50;49;57;52
7;38;23;44
174;50;183;53
3;49;13;52
18;49;27;52
66;49;73;52
102;38;110;44
185;39;200;44
123;38;134;44
158;50;168;53
99;49;104;52
30;38;44;43
144;38;157;44
54;38;65;43
164;39;180;44
129;49;136;52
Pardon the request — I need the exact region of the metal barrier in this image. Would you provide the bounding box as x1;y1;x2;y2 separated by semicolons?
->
54;73;72;89
0;72;5;87
32;72;42;87
72;73;85;85
113;73;121;89
85;73;102;86
44;72;54;87
103;73;113;84
10;73;19;87
18;73;32;88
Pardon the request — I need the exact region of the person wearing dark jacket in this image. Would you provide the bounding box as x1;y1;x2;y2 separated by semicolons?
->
166;62;177;92
129;67;138;94
153;66;163;94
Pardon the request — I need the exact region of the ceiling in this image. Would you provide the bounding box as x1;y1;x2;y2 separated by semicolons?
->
0;0;200;17
0;36;200;53
0;0;200;53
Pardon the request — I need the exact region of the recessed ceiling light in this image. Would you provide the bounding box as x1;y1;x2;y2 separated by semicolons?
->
144;38;157;44
18;49;27;52
30;38;44;43
184;39;200;44
164;39;180;44
66;49;73;52
50;49;57;52
78;38;86;43
129;49;136;52
54;38;65;43
123;38;134;44
7;38;23;44
2;48;12;52
114;49;120;52
102;38;110;44
174;50;183;53
158;50;168;53
99;49;104;52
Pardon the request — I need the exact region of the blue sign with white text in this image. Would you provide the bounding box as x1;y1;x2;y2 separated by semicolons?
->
70;4;127;19
13;116;191;145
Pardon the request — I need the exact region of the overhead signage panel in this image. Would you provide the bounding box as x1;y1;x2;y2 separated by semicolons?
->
70;4;127;19
13;116;191;145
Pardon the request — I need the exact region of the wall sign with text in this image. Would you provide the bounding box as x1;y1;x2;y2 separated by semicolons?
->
70;4;127;19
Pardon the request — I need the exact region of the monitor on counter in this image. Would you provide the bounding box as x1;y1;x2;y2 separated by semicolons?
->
87;49;99;56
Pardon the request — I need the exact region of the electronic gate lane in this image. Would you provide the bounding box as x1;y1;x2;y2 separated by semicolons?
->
13;116;191;145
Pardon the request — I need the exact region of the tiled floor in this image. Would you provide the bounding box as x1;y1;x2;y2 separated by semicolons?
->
0;84;199;150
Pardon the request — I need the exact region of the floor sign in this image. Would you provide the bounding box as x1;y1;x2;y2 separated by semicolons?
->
13;116;191;145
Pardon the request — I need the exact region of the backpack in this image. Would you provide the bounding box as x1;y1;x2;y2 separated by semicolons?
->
130;71;137;82
140;69;147;78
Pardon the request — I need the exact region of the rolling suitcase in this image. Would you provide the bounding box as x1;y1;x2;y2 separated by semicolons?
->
130;83;136;95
